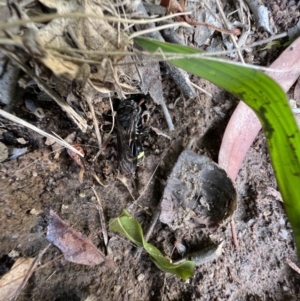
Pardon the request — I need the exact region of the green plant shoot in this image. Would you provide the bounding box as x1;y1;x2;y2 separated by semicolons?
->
109;210;195;280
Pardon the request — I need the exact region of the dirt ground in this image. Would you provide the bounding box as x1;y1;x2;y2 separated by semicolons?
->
1;1;300;301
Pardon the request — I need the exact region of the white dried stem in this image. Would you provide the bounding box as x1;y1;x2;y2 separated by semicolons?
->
0;109;84;157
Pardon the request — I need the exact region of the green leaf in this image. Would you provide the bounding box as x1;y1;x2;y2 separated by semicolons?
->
110;210;195;280
134;37;300;255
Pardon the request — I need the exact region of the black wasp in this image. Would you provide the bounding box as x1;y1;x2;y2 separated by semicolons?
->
114;98;147;174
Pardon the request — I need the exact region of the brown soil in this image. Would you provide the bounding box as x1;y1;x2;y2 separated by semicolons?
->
1;1;300;301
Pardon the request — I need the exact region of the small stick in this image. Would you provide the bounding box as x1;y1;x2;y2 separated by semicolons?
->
0;109;83;157
231;219;239;249
190;82;212;98
144;2;237;35
160;98;174;131
285;258;300;274
85;93;102;151
215;0;245;63
92;187;109;248
107;97;115;136
150;126;172;140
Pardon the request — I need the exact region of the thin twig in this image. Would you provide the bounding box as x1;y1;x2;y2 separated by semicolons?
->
0;109;83;157
45;32;287;61
216;0;245;63
92;187;108;248
231;219;239;249
129;22;192;39
285;257;300;274
190;82;213;98
107;97;115;136
160;97;174;131
85;92;102;151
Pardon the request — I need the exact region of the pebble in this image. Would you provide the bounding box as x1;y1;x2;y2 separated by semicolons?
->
137;273;145;282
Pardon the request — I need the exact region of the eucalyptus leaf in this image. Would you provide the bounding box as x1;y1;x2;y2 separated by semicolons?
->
134;37;300;256
110;210;195;280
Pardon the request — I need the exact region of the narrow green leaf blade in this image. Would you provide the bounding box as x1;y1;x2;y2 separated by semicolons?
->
109;210;195;280
135;37;300;255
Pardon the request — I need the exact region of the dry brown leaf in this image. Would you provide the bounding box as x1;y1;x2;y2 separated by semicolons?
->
119;54;164;105
47;210;107;266
50;132;77;159
67;143;84;167
36;0;131;92
0;258;34;301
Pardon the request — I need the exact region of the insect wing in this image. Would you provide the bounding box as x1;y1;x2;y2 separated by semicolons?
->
115;118;137;174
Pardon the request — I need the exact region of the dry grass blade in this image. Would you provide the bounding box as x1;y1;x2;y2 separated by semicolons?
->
129;22;192;39
0;11;192;31
0;109;84;157
92;187;108;248
215;0;244;63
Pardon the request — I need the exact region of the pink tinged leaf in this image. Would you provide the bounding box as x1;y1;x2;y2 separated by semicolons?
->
67;144;85;167
218;37;300;180
47;210;106;266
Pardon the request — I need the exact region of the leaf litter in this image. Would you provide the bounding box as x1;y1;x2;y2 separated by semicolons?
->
1;0;300;300
46;210;110;266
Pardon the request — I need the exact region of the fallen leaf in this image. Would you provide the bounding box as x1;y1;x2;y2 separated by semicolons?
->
47;210;107;266
52;132;77;159
36;0;131;92
67;143;84;167
0;258;34;301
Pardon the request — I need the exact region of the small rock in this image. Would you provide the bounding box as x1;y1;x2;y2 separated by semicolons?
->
30;208;41;215
279;229;289;240
168;103;174;109
17;138;28;145
8;249;20;258
61;204;69;214
0;142;8;162
137;273;145;282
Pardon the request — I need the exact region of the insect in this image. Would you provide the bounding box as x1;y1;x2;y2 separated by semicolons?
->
114;98;146;174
